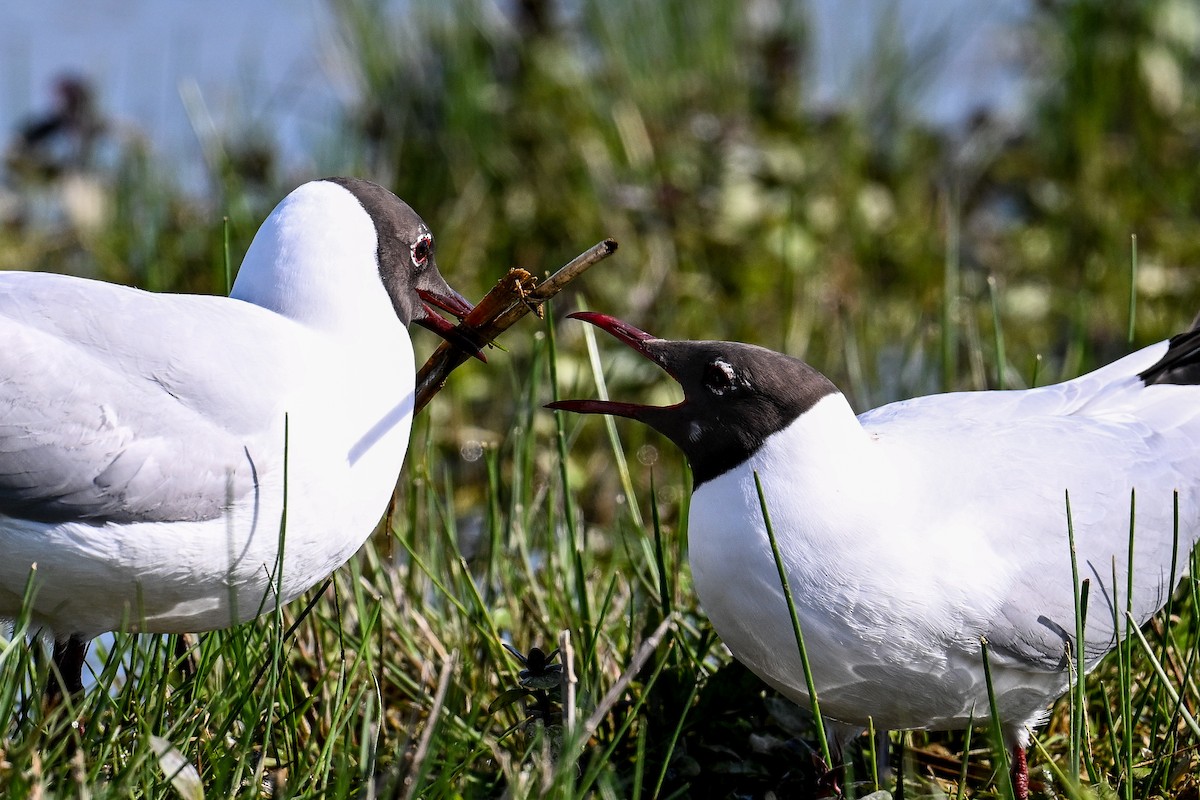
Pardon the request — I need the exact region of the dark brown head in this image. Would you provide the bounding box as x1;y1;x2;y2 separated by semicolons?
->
323;178;481;357
548;312;838;486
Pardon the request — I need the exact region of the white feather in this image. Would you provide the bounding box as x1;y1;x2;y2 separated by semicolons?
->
689;340;1200;740
0;181;416;636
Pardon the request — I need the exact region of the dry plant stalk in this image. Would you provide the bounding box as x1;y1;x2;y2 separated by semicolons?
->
414;238;618;413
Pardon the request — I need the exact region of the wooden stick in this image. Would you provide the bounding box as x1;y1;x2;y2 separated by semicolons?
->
413;238;618;413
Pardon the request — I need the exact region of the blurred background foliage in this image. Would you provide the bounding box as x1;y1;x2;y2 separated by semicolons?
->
8;0;1200;522
5;1;1200;365
1;0;1199;504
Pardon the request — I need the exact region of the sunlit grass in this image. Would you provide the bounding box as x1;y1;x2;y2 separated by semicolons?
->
2;283;1197;797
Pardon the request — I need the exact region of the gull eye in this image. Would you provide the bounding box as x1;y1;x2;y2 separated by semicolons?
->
704;359;738;396
410;233;433;267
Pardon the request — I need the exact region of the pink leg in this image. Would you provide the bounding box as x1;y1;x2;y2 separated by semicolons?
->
1011;745;1029;800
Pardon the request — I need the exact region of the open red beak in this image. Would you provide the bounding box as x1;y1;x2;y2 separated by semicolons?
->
418;288;473;320
545;312;668;419
415;288;487;362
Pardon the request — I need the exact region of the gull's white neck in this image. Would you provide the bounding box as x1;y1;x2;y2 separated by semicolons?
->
231;182;396;333
696;392;882;544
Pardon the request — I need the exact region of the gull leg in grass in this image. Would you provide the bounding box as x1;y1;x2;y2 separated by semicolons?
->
44;634;88;708
174;633;199;684
1011;743;1029;800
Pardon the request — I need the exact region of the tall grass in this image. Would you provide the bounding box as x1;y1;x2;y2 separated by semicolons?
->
2;292;1197;797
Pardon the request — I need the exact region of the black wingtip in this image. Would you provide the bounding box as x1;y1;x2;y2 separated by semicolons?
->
1139;328;1200;386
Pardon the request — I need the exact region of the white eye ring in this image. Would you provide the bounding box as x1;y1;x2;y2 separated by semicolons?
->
410;232;433;267
706;359;738;395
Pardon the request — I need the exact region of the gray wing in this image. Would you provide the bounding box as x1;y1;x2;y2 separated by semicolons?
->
977;416;1188;671
0;273;289;523
863;352;1200;672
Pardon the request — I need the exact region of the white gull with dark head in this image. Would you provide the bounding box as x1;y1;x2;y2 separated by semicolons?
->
551;311;1200;797
0;177;474;694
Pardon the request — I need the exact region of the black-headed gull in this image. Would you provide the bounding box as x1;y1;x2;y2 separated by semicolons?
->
550;311;1200;798
0;177;473;700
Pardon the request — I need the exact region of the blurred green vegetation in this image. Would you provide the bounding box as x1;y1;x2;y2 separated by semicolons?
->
326;0;1200;404
7;0;1200;397
13;0;1192;520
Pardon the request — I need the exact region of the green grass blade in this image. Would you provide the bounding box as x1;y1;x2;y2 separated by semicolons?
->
1127;233;1138;343
979;637;1016;800
988;274;1006;389
1066;489;1086;786
1125;610;1200;738
754;471;830;766
942;180;961;391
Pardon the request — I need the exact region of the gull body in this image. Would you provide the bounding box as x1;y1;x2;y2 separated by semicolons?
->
0;178;471;689
551;312;1200;796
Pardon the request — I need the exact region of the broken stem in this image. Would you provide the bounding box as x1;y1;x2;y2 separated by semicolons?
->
413;238;618;413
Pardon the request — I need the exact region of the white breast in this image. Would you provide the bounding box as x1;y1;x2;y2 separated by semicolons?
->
685;389;1196;733
0;321;415;637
